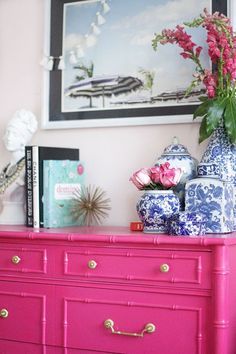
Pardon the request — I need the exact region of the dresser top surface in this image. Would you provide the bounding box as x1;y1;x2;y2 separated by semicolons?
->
0;225;235;246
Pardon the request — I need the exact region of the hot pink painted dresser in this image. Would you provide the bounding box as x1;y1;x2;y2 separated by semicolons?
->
0;225;236;354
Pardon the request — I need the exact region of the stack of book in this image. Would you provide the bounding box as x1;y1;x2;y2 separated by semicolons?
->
25;146;83;228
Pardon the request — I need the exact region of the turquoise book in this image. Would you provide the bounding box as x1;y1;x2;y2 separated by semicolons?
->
43;160;84;228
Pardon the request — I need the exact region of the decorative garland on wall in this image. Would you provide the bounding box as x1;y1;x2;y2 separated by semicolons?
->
41;0;111;71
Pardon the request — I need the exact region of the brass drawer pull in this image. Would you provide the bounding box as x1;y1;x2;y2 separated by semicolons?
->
0;309;9;318
88;260;97;269
12;255;21;264
104;319;156;337
160;263;169;273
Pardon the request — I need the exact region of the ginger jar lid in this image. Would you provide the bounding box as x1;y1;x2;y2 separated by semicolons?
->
161;136;191;156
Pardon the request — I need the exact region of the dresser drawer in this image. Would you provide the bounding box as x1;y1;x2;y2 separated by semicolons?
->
0;244;49;276
0;341;110;354
61;247;211;289
0;281;54;346
55;285;210;354
0;339;45;354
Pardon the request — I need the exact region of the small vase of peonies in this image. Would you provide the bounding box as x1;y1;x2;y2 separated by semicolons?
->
130;162;182;233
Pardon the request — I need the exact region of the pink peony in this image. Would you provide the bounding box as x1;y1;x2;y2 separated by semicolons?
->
159;166;182;188
130;163;182;190
129;168;151;190
150;165;161;183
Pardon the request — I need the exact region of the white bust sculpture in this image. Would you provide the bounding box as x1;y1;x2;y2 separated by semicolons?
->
0;109;38;225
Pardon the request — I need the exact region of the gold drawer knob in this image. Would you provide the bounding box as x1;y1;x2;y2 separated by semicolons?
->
0;309;9;318
160;263;169;273
12;255;21;264
88;260;97;269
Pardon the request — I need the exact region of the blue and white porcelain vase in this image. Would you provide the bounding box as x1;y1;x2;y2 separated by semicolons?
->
200;123;236;229
136;190;180;233
155;137;198;209
185;178;234;233
200;123;236;181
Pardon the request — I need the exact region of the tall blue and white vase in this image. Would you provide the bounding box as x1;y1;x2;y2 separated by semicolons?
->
136;190;180;233
200;123;236;229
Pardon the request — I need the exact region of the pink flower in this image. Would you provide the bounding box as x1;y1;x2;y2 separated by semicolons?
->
207;86;215;98
159;164;182;188
150;166;161;183
129;168;151;190
130;163;182;190
153;9;236;97
203;70;217;98
231;71;236;80
180;52;192;59
196;46;203;57
157;25;197;62
152;8;236;144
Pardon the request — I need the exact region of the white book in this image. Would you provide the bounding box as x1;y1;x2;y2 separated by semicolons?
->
32;146;40;228
25;146;34;226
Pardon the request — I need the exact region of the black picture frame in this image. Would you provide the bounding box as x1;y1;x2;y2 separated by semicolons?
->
42;0;228;129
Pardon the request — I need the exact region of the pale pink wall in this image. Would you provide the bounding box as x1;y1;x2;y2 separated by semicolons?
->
0;0;207;226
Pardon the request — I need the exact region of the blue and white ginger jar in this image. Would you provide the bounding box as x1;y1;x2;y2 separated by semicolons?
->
155;136;198;209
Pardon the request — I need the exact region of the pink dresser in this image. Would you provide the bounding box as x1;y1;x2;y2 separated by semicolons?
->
0;225;236;354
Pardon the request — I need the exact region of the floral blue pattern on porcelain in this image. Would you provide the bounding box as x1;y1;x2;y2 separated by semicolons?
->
155;137;198;210
168;211;206;236
200;124;236;230
197;163;221;178
200;125;236;182
136;190;180;233
185;178;234;233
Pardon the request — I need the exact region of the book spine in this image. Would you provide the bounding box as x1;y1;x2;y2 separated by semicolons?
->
25;146;33;226
39;157;44;227
32;146;40;228
43;161;50;228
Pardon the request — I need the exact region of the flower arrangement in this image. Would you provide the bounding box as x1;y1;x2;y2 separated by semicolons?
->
152;8;236;144
130;162;182;190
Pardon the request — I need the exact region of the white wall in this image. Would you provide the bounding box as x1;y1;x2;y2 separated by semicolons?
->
0;0;208;226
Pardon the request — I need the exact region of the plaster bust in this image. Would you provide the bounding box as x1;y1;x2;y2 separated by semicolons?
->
0;109;38;225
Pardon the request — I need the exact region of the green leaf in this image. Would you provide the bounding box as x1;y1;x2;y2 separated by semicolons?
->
184;81;198;97
197;98;227;143
205;98;226;131
199;116;215;143
224;97;236;145
184;18;204;28
198;96;208;103
152;34;164;51
193;99;214;119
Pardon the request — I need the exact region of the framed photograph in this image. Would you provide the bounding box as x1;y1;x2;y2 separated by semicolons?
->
42;0;228;129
